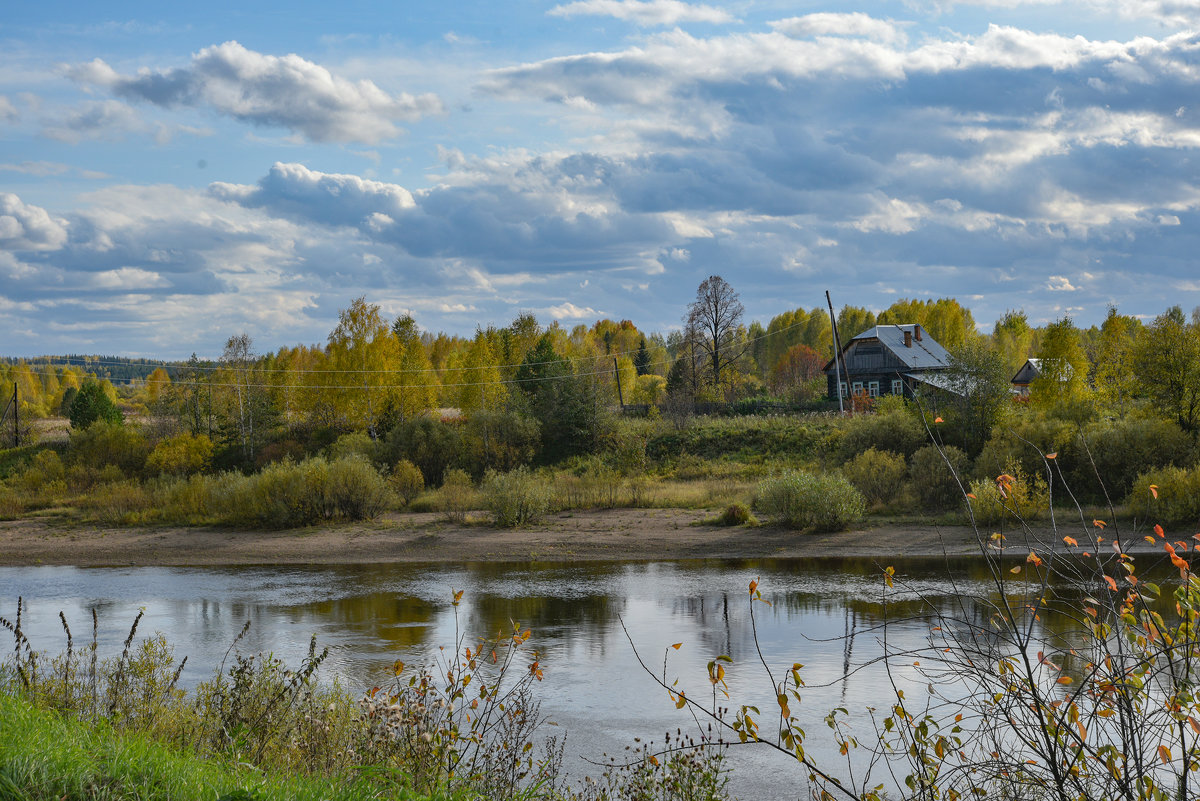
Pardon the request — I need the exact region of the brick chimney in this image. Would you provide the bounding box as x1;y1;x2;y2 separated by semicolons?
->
904;330;912;347
914;324;922;342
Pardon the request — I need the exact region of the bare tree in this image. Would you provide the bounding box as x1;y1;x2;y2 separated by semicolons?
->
685;275;746;395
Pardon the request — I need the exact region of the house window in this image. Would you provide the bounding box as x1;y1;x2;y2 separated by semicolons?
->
891;379;903;395
838;382;848;397
851;381;864;395
868;381;879;397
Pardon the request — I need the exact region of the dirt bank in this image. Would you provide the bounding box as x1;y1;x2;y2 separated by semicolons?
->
0;509;1157;567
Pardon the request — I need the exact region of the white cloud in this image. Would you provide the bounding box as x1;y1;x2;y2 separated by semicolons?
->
1046;275;1077;291
40;100;147;144
546;301;601;319
90;267;170;290
771;13;905;45
66;41;443;143
0;95;18;124
548;0;733;26
0;194;69;250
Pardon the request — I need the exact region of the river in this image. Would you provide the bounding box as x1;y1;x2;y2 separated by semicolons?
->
0;556;1114;799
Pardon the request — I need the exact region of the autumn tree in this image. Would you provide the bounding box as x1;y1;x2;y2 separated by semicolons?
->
836;306;876;342
1134;306;1200;432
1093;306;1142;417
992;309;1035;377
686;275;746;396
1030;316;1090;408
942;338;1011;453
391;314;438;421
770;344;825;400
326;298;399;434
877;297;977;349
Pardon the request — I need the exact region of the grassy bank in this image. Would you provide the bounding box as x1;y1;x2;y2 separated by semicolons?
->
0;693;434;801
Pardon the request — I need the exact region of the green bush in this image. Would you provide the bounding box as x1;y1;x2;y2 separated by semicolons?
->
909;445;971;511
325;431;383;466
967;461;1048;525
1129;466;1200;527
1065;418;1196;502
68;379;123;429
389;459;425;506
383;417;462;486
146;433;214;477
753;470;865;531
460;410;540;477
483;466;551;528
324;457;393;521
841;448;907;506
69;421;149;475
437;468;476;523
835;403;927;461
973;415;1074;483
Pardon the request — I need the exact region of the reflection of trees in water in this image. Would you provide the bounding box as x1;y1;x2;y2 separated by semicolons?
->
284;594;438;650
465;593;624;656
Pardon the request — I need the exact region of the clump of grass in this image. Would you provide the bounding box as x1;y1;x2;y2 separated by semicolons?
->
713;502;756;527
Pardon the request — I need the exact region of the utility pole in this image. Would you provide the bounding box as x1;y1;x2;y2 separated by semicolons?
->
11;383;17;449
826;292;847;414
612;357;625;410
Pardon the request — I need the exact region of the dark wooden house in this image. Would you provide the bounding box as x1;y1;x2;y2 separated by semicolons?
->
1010;358;1041;396
824;323;953;401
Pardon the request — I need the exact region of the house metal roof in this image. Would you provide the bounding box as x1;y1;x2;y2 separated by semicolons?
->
851;324;951;370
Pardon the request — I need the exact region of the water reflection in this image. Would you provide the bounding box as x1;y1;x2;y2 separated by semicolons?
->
1;557;1183;799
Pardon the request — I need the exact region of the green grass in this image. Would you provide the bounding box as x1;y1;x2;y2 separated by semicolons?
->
0;693;434;801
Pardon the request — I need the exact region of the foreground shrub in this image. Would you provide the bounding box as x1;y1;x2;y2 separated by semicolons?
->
754;470;864;531
716;502;756;526
146;432;213;477
835;401;926;461
1130;466;1200;526
841;448;906;506
437;468;476;523
484;466;551;527
909;444;970;511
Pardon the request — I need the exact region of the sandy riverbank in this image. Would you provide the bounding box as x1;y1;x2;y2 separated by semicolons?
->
0;508;1157;567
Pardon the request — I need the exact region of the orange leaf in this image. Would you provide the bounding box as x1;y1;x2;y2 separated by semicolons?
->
1057;676;1073;685
1027;551;1043;567
1046;452;1058;460
1155;524;1165;538
748;579;758;595
1093;519;1107;529
1159;745;1172;765
1103;575;1118;592
934;416;944;423
671;642;683;650
1150;484;1159;499
1063;536;1078;546
966;493;976;499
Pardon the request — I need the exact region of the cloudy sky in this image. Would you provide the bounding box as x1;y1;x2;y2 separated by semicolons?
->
2;0;1199;358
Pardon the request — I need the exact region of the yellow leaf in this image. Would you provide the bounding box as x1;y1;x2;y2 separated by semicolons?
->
1057;676;1073;685
1010;566;1022;574
1159;745;1172;765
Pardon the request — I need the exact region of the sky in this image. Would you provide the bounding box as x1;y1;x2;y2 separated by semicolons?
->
2;0;1199;359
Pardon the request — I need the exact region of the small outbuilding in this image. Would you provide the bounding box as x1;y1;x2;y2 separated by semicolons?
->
1010;358;1042;396
824;323;953;401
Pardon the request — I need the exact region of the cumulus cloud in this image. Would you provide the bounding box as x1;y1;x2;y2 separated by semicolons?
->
66;41;443;143
0;194;69;251
40;100;147;143
546;301;602;319
771;13;906;45
547;0;733;25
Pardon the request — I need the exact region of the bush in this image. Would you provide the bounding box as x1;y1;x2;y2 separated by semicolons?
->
835;403;926;461
1065;418;1196;502
909;445;970;512
716;502;756;526
326;431;383;466
146;433;213;477
69;421;149;475
437;468;476;523
383;417;462;486
553;456;623;510
68;379;123;429
753;470;865;531
323;457;393;521
973;415;1074;484
483;466;551;528
1129;466;1200;526
967;461;1048;525
460;410;540;477
841;448;907;506
389;459;425;506
83;479;154;525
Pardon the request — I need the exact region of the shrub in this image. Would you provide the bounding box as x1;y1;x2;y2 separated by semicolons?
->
753;470;865;531
69;421;149;475
967;461;1048;525
323;457;392;521
325;431;383;466
716;502;756;526
553;456;623;510
389;459;425;506
973;415;1074;483
483;466;551;528
909;445;971;511
84;479;154;525
383;417;462;486
835;403;926;461
68;379;123;429
841;448;907;506
1065;417;1195;502
460;410;540;477
146;433;213;477
1129;466;1200;526
438;468;476;523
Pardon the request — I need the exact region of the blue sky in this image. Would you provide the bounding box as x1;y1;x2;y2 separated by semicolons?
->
2;0;1198;358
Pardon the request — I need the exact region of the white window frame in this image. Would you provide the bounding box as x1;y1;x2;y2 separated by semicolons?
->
891;379;903;396
851;381;864;395
838;382;848;398
868;381;879;397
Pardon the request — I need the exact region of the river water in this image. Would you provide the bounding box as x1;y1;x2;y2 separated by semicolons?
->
0;557;1109;799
